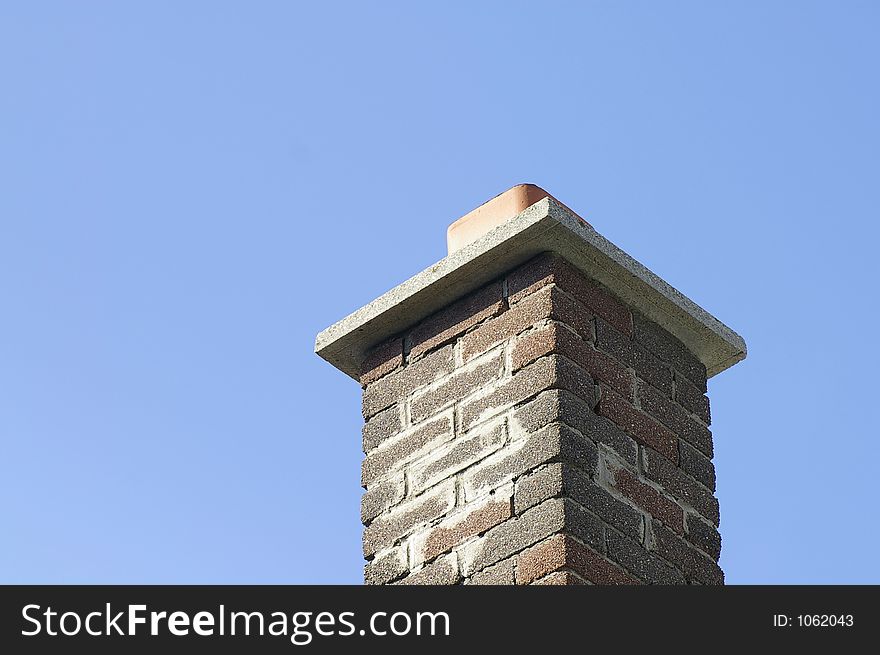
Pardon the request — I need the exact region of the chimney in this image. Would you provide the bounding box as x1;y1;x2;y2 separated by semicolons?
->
315;184;746;585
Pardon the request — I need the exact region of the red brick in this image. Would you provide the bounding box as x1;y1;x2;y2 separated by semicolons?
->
360;337;404;385
609;464;684;534
516;534;639;585
508;253;632;336
568;543;640;585
597;386;678;463
462;498;568;574
510;324;557;372
409;281;504;358
515;534;566;584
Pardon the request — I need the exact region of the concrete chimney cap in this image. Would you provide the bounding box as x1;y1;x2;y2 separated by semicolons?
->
316;186;746;382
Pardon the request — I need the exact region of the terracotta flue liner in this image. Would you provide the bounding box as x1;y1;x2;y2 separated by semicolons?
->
447;184;590;254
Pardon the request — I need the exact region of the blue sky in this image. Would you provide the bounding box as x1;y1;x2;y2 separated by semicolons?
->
1;2;878;584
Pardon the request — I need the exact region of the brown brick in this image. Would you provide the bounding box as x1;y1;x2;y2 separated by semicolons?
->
595;318;673;396
607;463;684;533
363;480;455;557
509;326;556;374
460;355;596;432
467;557;515;584
409;350;503;423
409;421;506;494
361;474;405;523
362;344;454;418
461;423;597;501
460;498;567;574
458;284;595;363
459;291;545;363
415;495;512;563
361;413;453;487
558;328;633;400
605;529;685;584
643;447;719;526
569;542;640;585
561;498;607;551
508;254;632;336
517;534;639;585
364;546;407;585
651;519;723;585
360;337;404;386
515;534;566;584
674;372;711;424
395;554;460;585
546;285;596;343
514;463;564;514
507;253;564;303
362;404;402;453
461;285;593;361
678;440;716;491
638;380;713;458
685;513;722;560
561;465;642;540
409;281;504;359
598;386;678;463
633;313;706;390
531;571;588;585
513;389;638;466
513;322;633;399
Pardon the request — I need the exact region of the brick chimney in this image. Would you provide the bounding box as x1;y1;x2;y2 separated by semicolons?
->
315;184;746;585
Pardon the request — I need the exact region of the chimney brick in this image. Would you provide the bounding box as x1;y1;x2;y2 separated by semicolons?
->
598;386;679;463
357;262;727;582
595;317;674;396
316;185;745;585
516;534;639;585
466;557;516;585
531;571;589;585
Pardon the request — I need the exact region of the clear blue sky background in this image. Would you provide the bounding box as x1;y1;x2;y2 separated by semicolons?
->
1;2;878;584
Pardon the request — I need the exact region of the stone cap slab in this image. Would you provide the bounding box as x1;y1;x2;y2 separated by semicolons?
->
316;193;746;381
